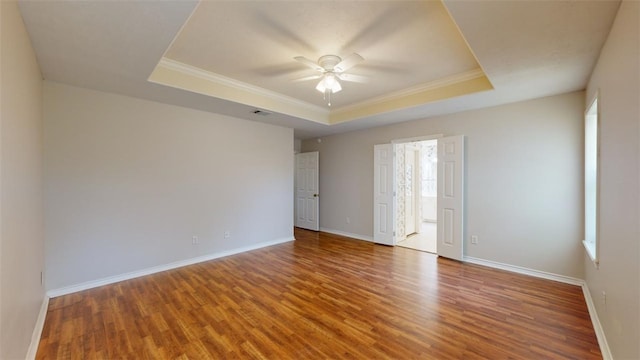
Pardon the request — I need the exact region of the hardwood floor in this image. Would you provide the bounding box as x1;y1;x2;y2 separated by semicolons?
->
37;229;601;359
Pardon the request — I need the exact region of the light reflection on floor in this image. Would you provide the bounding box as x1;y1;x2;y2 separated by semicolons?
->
396;221;436;253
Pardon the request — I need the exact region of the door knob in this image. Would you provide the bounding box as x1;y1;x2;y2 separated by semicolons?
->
313;194;319;197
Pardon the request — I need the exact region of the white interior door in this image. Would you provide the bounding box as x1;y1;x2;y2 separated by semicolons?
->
373;144;395;245
437;135;464;260
295;152;319;231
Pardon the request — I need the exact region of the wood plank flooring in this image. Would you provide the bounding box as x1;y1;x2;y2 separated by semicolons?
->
37;229;601;359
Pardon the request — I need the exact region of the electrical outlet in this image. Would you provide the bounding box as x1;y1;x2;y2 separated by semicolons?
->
471;235;478;244
192;236;199;245
346;217;351;224
224;231;230;239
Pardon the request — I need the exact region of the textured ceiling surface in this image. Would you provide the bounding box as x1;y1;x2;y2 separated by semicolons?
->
18;0;621;139
164;1;480;109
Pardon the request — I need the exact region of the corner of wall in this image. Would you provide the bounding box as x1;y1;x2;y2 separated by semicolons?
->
583;1;640;358
0;1;46;358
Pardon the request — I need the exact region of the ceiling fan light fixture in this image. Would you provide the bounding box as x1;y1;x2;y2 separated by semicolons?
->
295;53;364;106
315;74;342;94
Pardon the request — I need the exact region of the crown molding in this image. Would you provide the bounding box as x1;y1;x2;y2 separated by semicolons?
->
329;69;493;124
150;58;330;124
151;58;492;127
159;58;328;114
332;68;486;115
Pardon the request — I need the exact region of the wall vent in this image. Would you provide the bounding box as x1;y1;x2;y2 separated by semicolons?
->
252;109;271;116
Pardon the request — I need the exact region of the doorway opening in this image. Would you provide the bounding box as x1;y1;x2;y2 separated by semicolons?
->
374;135;463;259
395;139;437;253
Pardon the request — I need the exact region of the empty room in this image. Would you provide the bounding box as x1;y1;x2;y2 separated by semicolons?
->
1;0;638;359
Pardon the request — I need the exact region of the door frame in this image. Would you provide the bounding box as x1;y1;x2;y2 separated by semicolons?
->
393;135;443;245
371;135;442;245
374;134;465;260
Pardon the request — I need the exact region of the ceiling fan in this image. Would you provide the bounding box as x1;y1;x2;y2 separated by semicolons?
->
293;53;367;106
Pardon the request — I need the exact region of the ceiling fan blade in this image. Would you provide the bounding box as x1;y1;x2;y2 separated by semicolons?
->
337;73;368;83
294;56;324;72
334;53;364;73
292;74;322;82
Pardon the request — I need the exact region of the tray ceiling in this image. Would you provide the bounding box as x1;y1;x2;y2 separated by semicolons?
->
150;1;492;125
17;0;621;138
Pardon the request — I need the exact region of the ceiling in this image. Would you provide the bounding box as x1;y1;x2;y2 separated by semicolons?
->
18;0;620;139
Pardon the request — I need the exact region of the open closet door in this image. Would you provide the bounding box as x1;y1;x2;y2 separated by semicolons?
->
437;135;464;260
373;144;395;245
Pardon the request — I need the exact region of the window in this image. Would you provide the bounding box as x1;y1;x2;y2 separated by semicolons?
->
584;94;599;265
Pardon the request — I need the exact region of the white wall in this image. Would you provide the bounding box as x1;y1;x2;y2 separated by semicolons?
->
421;197;436;222
294;138;302;154
585;1;639;358
44;82;294;291
0;1;45;358
303;92;585;278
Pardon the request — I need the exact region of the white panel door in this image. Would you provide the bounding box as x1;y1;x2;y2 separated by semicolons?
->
437;136;464;260
295;152;319;231
373;144;395;245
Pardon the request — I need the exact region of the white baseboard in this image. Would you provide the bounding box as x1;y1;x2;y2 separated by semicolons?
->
26;296;49;360
463;256;611;358
47;236;294;298
581;283;613;360
463;256;584;286
319;227;373;242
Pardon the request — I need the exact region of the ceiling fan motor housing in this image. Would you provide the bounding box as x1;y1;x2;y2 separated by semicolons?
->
318;55;342;72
